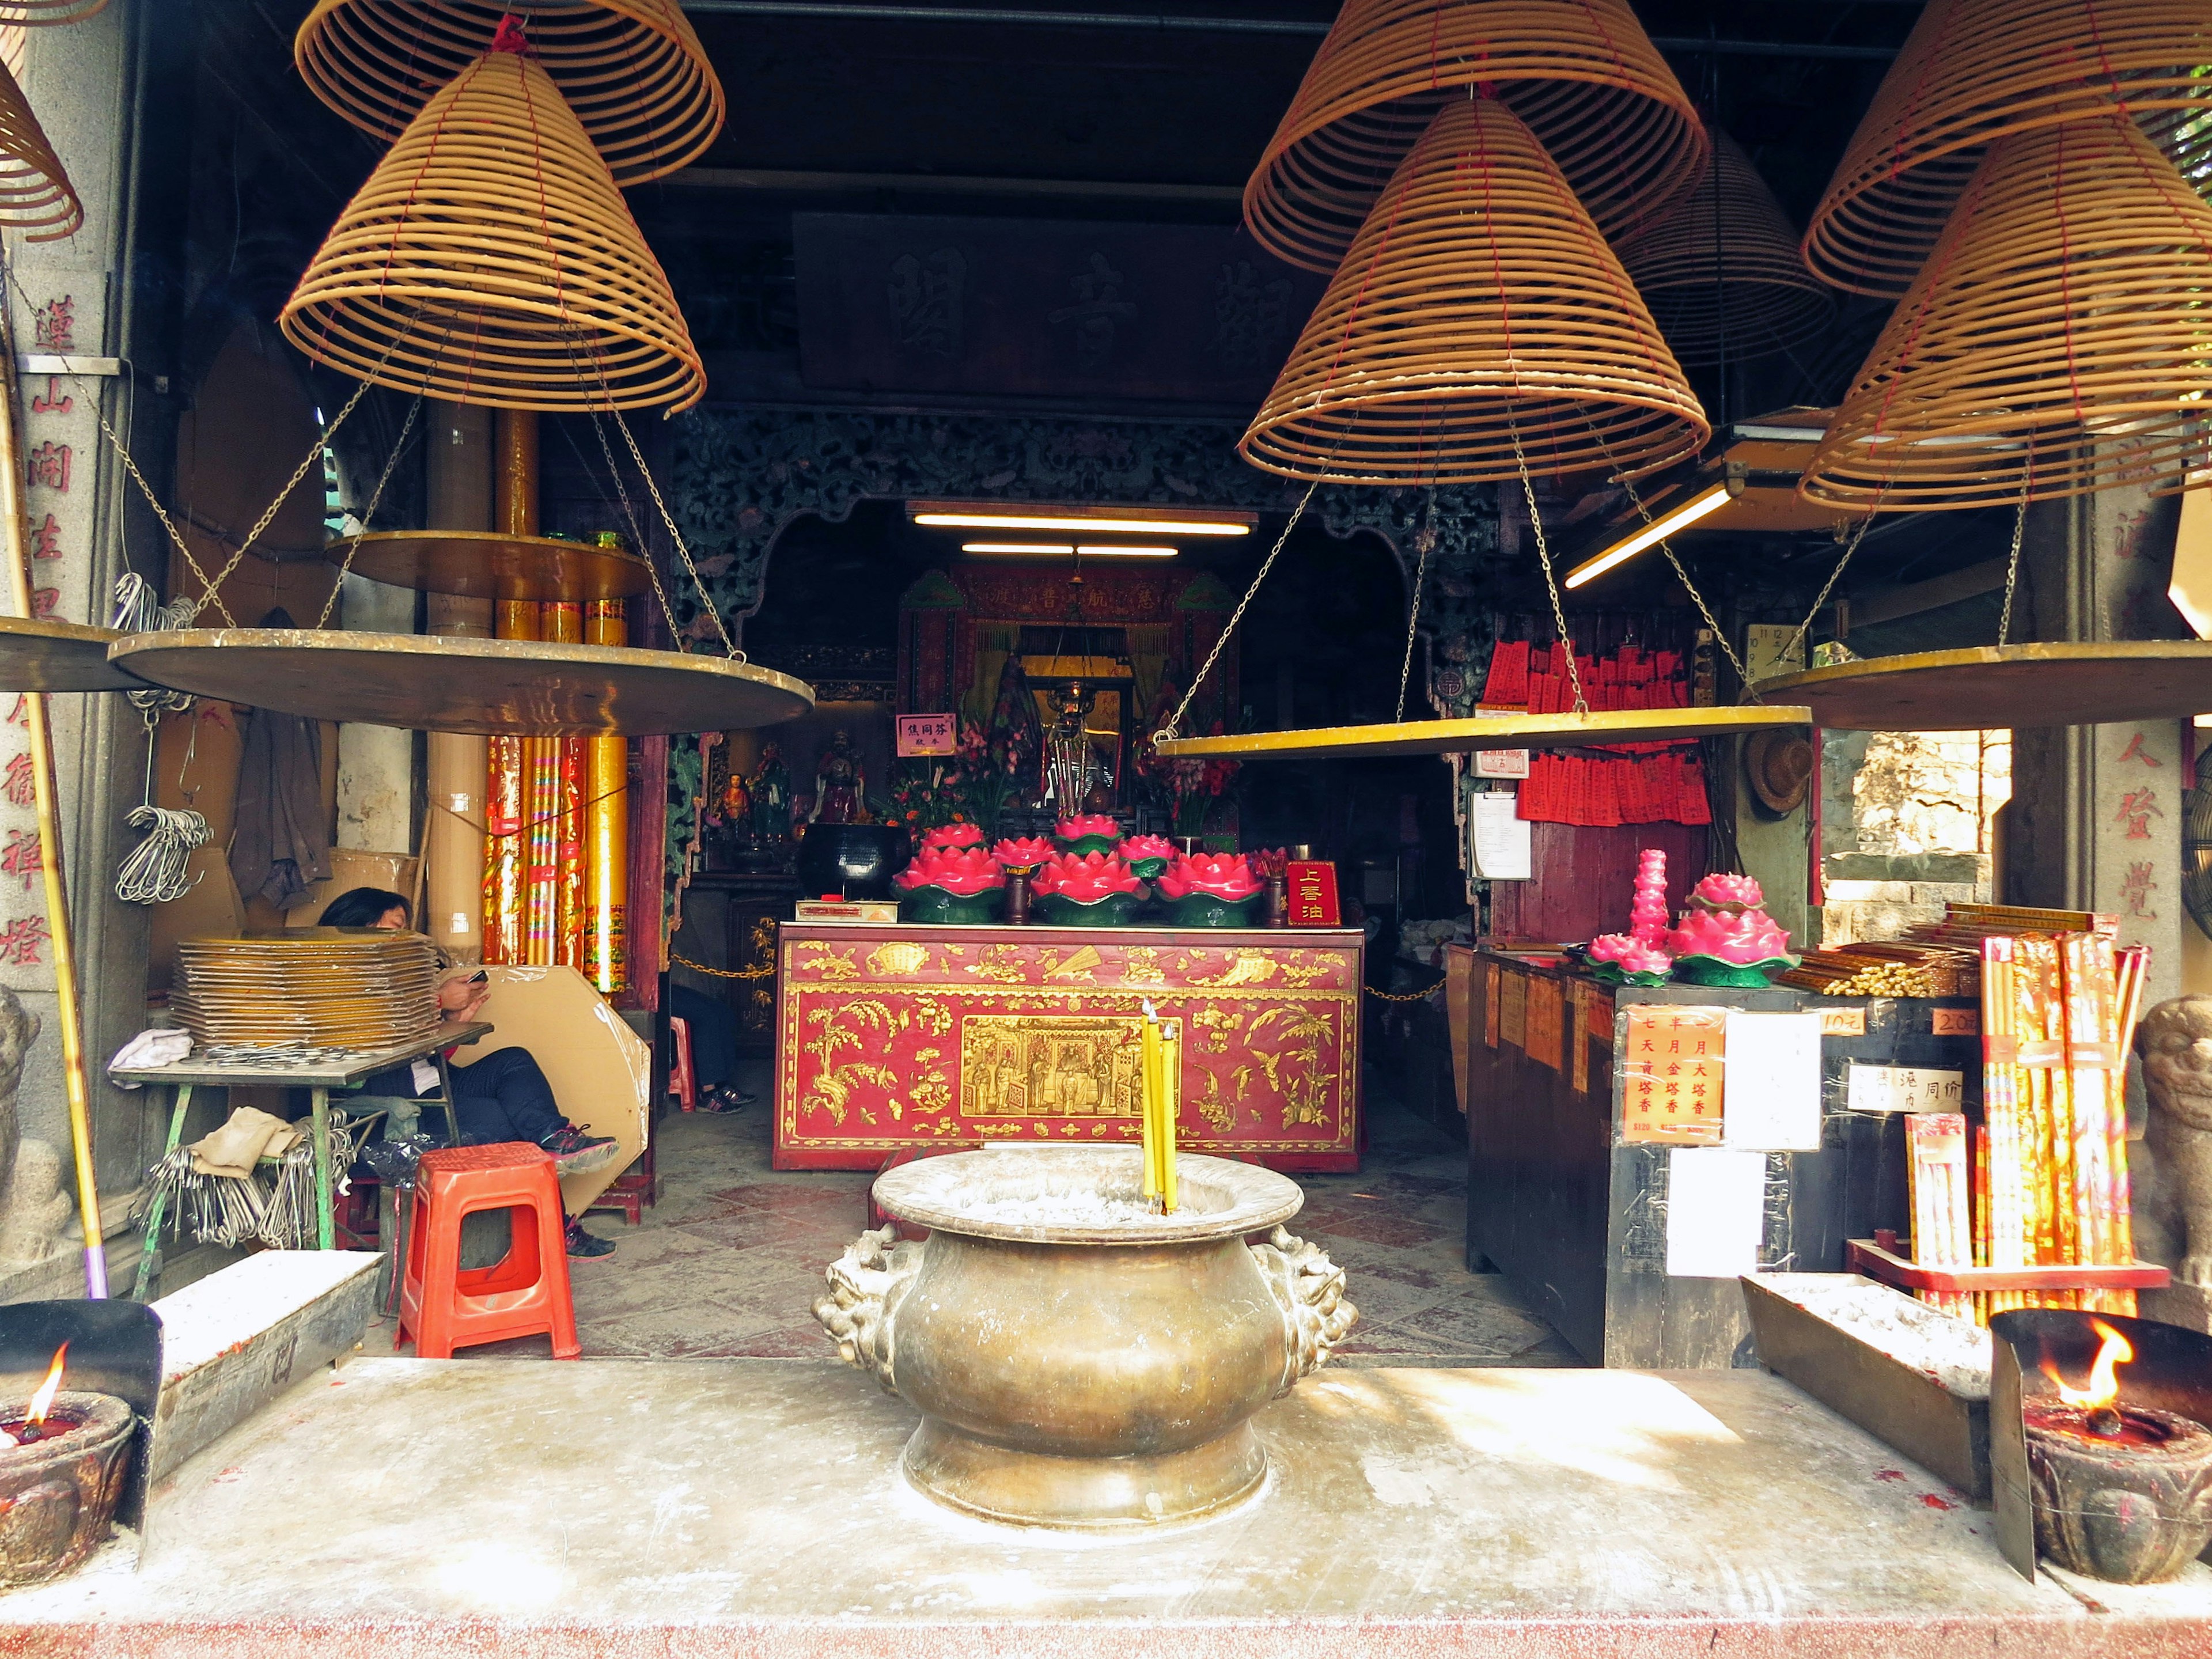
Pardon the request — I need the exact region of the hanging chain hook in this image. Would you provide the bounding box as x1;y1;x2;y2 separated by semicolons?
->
1395;487;1437;722
1154;478;1320;747
1509;420;1587;716
1997;449;2033;647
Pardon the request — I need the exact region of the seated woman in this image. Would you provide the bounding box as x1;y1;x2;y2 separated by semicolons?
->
319;887;619;1259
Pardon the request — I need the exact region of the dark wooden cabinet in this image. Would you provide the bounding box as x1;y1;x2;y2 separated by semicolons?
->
680;873;801;1055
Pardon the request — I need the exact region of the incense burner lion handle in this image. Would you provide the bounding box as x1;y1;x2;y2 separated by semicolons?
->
1249;1225;1357;1393
812;1224;923;1392
2135;995;2212;1287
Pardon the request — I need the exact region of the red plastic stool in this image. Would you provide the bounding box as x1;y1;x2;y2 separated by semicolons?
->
668;1016;698;1112
397;1143;579;1360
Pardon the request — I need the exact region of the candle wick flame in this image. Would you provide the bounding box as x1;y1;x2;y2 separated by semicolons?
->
2041;1320;2133;1413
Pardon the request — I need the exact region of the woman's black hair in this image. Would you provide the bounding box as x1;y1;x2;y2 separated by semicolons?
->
318;887;412;929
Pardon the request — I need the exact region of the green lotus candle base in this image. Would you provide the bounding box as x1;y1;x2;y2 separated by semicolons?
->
1160;892;1262;929
1035;890;1145;927
1056;835;1119;859
1669;953;1798;988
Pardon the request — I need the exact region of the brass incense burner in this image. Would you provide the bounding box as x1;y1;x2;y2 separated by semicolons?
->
813;1147;1355;1531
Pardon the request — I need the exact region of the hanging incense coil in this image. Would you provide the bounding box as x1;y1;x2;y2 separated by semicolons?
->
0;3;107;22
1619;129;1834;369
294;0;721;187
280;44;704;412
0;56;76;240
1244;0;1705;273
1802;115;2212;513
1241;96;1708;486
1804;0;2212;297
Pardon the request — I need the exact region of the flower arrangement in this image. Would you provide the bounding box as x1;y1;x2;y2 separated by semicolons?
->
1030;849;1147;926
919;821;987;854
1154;851;1264;927
990;835;1056;873
1118;834;1177;878
892;843;1007;925
1134;721;1240;837
1247;846;1290;881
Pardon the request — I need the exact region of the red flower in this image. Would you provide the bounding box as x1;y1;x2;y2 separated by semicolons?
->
1118;834;1177;865
1029;850;1146;901
893;845;1006;897
1247;846;1289;880
1154;851;1262;903
921;821;987;853
991;835;1056;869
1055;814;1122;841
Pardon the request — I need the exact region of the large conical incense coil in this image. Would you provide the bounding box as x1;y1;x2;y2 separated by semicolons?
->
0;57;75;240
1241;96;1708;486
295;0;721;187
1245;0;1705;273
1804;0;2212;297
0;2;107;22
1620;129;1834;369
280;44;704;412
1802;115;2212;513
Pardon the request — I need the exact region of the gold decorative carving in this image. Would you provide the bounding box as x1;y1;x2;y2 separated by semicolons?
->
959;1015;1147;1119
1042;945;1105;981
868;942;931;976
803;1001;900;1125
796;942;862;980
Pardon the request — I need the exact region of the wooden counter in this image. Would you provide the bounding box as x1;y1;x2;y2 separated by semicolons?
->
774;922;1363;1171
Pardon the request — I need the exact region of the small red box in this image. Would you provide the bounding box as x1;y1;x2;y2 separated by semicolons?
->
1286;860;1340;926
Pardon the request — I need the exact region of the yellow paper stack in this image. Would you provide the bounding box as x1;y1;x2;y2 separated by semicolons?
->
1140;1002;1179;1213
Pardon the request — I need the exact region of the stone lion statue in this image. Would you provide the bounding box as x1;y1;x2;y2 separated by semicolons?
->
2134;995;2212;1288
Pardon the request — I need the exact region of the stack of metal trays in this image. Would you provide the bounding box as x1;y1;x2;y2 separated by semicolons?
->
169;930;440;1050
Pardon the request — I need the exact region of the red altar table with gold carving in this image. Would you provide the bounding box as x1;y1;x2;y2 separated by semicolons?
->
774;922;1363;1172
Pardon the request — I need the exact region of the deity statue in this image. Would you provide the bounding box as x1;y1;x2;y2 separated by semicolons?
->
717;751;752;830
811;729;868;825
1041;683;1101;816
749;742;792;844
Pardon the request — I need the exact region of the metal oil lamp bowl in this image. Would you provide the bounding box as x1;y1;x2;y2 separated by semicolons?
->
813;1147;1356;1531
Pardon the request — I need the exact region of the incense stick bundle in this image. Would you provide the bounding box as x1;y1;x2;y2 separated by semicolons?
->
1907;1112;1974;1318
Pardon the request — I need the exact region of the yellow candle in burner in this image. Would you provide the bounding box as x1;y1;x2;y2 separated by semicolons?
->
1161;1025;1180;1213
1141;1006;1162;1198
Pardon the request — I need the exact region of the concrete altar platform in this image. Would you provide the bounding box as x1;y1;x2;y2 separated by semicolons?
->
3;1358;2207;1656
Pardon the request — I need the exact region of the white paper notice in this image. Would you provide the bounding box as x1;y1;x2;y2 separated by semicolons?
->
1470;792;1532;881
1665;1147;1767;1278
1722;1010;1823;1150
1846;1063;1966;1113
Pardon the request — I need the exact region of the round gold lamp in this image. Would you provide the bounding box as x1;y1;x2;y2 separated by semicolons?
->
1241;94;1709;486
1243;0;1706;273
294;0;722;187
279;41;705;413
1802;0;2212;296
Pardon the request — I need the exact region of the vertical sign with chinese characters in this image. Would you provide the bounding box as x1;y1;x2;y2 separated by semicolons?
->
1618;1005;1727;1145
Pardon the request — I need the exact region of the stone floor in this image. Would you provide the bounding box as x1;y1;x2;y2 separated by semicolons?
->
380;1056;1581;1366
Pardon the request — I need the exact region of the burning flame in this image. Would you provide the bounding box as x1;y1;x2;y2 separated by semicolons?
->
24;1341;65;1426
2042;1320;2133;1411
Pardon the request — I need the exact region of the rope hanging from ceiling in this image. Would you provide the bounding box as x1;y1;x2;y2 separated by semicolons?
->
279;41;706;413
1244;0;1707;274
1801;113;2212;513
1802;0;2212;297
1618;127;1835;370
1241;94;1709;487
294;0;723;187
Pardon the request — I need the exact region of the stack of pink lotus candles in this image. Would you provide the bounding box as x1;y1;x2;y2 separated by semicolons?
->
1630;849;1669;946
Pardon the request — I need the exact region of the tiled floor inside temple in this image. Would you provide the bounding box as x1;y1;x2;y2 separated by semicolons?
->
377;1058;1582;1366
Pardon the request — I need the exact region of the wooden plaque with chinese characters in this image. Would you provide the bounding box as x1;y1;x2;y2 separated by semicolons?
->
774;922;1363;1170
1617;1005;1728;1144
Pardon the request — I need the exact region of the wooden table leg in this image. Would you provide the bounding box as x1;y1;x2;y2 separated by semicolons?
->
311;1086;334;1250
132;1083;193;1302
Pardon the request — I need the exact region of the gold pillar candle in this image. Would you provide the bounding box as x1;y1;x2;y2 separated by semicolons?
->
585;595;629;994
483;596;537;964
546;599;586;969
1140;1010;1162;1198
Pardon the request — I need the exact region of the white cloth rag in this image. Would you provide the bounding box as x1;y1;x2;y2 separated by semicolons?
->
108;1028;192;1085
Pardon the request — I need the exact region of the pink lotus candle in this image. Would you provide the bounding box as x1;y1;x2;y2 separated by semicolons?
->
1630;849;1669;945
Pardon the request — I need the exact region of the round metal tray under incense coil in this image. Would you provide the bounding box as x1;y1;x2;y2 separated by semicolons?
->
325;531;654;603
1752;642;2212;732
293;0;722;187
1150;705;1812;762
0;616;146;694
107;628;813;738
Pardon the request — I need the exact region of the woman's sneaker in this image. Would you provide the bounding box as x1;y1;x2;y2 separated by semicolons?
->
539;1123;620;1176
565;1215;615;1259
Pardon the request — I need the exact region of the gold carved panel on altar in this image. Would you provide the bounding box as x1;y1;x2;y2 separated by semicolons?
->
959;1014;1154;1118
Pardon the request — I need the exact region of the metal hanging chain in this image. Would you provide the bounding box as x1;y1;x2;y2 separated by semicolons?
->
1510;421;1588;715
1154;477;1320;744
1777;504;1880;671
1394;487;1437;722
609;404;743;660
314;394;425;627
1997;453;2034;647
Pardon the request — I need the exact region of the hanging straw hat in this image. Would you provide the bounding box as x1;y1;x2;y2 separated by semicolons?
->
0;56;75;240
1619;128;1834;369
295;0;722;186
1803;0;2212;297
1802;113;2212;513
1245;0;1705;274
280;39;705;413
1241;94;1708;487
1744;728;1815;816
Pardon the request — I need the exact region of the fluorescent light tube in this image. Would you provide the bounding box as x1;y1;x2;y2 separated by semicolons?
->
1563;483;1734;590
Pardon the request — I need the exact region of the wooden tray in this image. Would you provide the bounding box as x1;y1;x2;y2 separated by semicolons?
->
1847;1236;2171;1294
